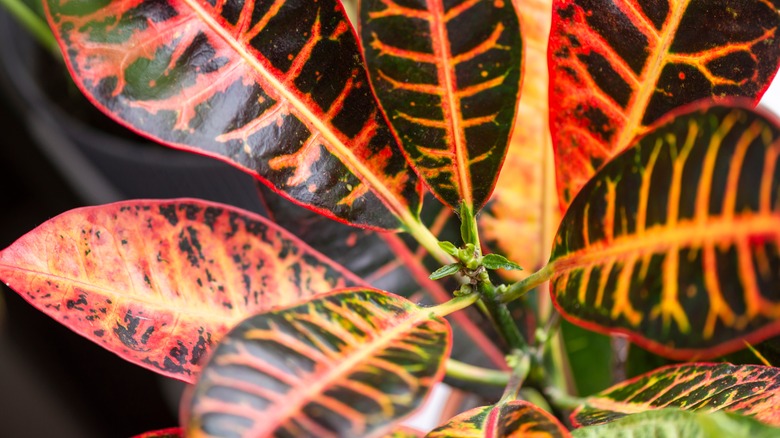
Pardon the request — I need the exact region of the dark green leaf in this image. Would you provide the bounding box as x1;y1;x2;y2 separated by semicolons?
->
482;254;522;271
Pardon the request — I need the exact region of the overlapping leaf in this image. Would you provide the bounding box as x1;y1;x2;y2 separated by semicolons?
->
479;0;559;280
571;363;780;428
359;0;522;211
131;428;183;438
44;0;420;230
0;199;362;381
183;288;451;437
571;409;780;437
428;400;570;437
549;0;780;206
550;103;780;358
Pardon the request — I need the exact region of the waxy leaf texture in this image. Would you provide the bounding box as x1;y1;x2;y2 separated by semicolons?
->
44;0;420;230
572;363;780;428
549;0;780;206
359;0;522;211
183;288;451;437
428;400;571;437
550;104;780;359
0;199;362;381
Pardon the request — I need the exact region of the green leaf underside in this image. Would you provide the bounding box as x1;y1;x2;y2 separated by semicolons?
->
183;289;451;437
359;0;522;211
131;428;183;438
550;103;780;359
572;363;780;428
549;0;780;206
428;400;570;437
0;199;362;382
571;409;780;438
430;263;460;279
45;0;420;230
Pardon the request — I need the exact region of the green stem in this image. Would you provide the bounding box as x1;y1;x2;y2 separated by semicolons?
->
499;352;531;403
480;281;527;352
500;262;556;303
545;386;587;410
429;292;479;318
0;0;60;59
445;359;510;387
403;216;455;266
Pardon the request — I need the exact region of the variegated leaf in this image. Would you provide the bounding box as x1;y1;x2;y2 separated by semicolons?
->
359;0;522;211
0;199;362;382
572;363;780;428
428;400;571;437
183;288;451;437
44;0;420;230
549;0;780;206
550;103;780;358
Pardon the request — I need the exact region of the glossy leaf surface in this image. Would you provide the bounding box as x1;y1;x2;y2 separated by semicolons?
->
551;104;780;358
0;199;361;382
549;0;780;205
183;288;451;437
428;400;571;437
572;363;780;428
572;409;780;438
479;0;558;280
44;0;420;230
359;0;522;211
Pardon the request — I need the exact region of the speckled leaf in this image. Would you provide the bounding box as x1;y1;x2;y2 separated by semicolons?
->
549;0;780;206
479;0;559;282
131;428;183;438
44;0;420;230
572;363;780;428
359;0;522;211
0;199;362;382
571;409;780;437
427;400;571;437
183;288;451;437
550;103;780;359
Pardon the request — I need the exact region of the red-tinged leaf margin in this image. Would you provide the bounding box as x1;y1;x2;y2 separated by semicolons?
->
428;400;571;437
131;427;183;438
550;102;780;359
359;0;523;211
0;199;364;382
549;0;780;207
571;363;780;428
183;288;455;438
44;0;421;231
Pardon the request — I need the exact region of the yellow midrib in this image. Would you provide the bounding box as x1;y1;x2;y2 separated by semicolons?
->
183;0;415;226
613;2;688;155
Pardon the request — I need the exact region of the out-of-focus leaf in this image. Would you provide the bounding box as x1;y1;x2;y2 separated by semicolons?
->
44;0;420;230
428;400;571;437
561;320;613;396
131;428;183;438
359;0;523;211
183;288;451;437
384;426;425;437
0;199;362;382
550;103;780;359
571;409;780;438
479;0;559;282
549;0;780;206
572;363;780;428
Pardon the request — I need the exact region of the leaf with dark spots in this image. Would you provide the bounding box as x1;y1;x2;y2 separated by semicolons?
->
0;199;364;382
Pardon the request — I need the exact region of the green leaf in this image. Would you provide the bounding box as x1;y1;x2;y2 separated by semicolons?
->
561;320;613;396
430;263;461;280
550;103;780;359
572;409;780;438
438;241;460;256
549;0;780;207
428;400;571;437
359;0;523;211
572;363;780;428
0;199;362;382
460;202;478;246
44;0;421;230
183;288;451;437
482;254;522;271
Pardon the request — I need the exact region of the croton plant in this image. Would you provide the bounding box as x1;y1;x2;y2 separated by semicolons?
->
2;0;780;436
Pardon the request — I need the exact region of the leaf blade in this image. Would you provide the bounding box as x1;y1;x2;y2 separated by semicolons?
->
44;0;420;230
183;288;451;437
0;199;362;382
550;103;780;359
359;0;523;211
427;400;571;437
